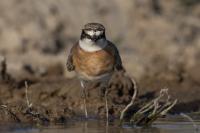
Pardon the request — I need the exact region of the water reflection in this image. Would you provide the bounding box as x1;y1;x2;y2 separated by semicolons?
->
0;119;199;133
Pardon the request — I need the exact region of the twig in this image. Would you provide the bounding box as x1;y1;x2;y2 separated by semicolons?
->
130;88;177;126
138;100;155;114
25;81;32;108
120;78;137;123
24;82;49;123
152;100;159;115
138;88;169;114
180;113;199;132
160;99;177;115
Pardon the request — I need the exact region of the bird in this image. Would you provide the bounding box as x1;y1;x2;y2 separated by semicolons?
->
66;23;124;120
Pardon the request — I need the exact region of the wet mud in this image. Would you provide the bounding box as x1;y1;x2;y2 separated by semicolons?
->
0;65;200;124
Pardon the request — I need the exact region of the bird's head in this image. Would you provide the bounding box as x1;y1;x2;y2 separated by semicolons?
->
80;23;106;42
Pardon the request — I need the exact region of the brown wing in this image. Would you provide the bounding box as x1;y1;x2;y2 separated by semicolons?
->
106;41;124;71
66;43;78;71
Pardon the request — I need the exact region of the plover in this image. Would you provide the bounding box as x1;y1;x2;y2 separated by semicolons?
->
66;23;124;119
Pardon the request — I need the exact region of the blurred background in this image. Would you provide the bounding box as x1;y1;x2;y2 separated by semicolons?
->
0;0;200;88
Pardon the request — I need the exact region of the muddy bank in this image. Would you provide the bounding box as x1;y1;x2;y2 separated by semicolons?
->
0;71;136;124
0;68;200;124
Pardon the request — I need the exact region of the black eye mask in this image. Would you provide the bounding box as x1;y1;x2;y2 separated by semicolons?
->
84;32;93;40
80;30;106;41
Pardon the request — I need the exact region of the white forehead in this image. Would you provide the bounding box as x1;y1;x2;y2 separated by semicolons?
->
85;30;103;36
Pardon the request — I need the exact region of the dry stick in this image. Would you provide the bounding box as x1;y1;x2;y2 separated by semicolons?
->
149;89;169;115
140;89;174;116
140;88;169;114
120;78;137;123
130;99;157;124
25;81;32;108
130;88;177;126
138;100;155;114
160;99;177;115
24;82;49;123
158;89;177;116
152;100;159;115
180;113;199;132
146;99;177;125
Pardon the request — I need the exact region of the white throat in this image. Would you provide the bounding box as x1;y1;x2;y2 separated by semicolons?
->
79;39;107;52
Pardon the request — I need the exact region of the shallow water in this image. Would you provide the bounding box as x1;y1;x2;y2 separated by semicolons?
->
0;117;199;133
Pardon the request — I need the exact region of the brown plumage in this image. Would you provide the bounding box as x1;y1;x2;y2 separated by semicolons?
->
67;41;123;81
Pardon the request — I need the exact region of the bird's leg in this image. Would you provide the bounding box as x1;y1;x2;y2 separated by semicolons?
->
105;88;109;122
100;84;109;122
80;80;88;119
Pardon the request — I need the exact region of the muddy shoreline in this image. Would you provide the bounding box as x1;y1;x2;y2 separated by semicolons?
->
0;69;200;124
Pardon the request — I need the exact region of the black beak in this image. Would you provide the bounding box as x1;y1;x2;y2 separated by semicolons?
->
92;35;98;42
